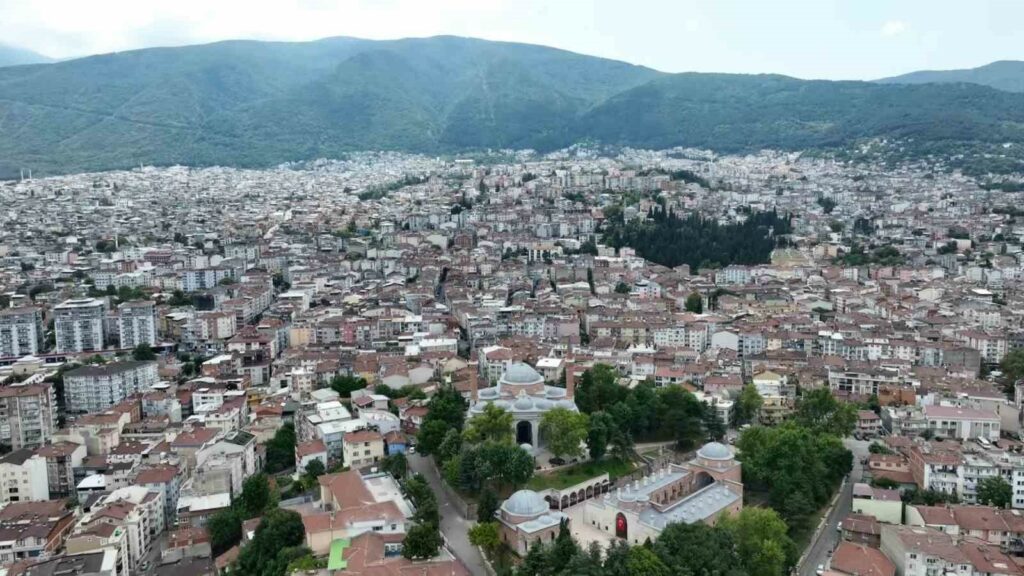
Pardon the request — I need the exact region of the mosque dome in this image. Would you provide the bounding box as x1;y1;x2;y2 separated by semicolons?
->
698;441;734;461
502;363;544;385
502;490;548;517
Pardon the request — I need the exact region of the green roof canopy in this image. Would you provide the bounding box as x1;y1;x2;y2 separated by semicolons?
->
328;538;351;571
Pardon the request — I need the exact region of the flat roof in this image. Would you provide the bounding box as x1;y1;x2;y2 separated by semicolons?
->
328;538;350;571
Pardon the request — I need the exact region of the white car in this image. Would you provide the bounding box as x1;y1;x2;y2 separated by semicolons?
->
816;565;825;576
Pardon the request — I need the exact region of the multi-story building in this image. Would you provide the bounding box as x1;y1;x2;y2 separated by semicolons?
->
64;361;159;414
117;301;156;349
0;449;50;503
341;430;385;469
35;441;87;498
923;405;1000;441
0;500;78;566
54;298;107;354
0;383;58;450
0;307;43;358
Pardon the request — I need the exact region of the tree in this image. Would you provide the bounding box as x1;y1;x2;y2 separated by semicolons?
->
575;364;627;414
871;477;900;489
703;404;727;441
403;523;442;559
978;476;1013;508
652;522;744;576
463;403;514;444
540;408;589;461
207;508;242;556
614;281;631;294
416;385;466;454
795;388;856;437
301;459;326;490
477;487;500;523
1001;349;1024;385
264;423;297;474
381;453;408;479
436;429;463;463
468;522;501;556
131;343;156;361
626;546;671;576
721;507;797;576
684;292;703;314
234;509;305;576
329;375;367;398
735;384;763;424
869;442;893;455
237;473;274;519
587;411;616;461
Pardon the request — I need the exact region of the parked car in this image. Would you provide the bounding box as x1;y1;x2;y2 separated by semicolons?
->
816;565;825;575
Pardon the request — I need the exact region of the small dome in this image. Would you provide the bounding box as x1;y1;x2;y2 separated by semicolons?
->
513;396;534;411
534;399;553;410
502;490;548;517
698;441;733;460
520;443;535;455
493;400;511;410
556;399;576;410
502;362;543;385
545;387;566;398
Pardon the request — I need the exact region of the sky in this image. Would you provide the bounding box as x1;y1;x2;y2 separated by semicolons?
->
1;0;1022;80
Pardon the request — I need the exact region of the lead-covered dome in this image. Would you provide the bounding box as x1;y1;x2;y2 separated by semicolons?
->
502;489;548;517
502;362;543;385
698;441;733;461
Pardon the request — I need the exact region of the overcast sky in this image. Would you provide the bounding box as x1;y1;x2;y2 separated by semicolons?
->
1;0;1021;80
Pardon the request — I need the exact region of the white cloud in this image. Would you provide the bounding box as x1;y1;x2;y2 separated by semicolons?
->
880;20;907;37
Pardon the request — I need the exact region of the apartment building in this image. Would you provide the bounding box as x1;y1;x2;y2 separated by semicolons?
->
117;301;156;349
0;449;49;503
35;441;87;498
0;383;58;450
342;430;385;470
64;361;158;414
923;405;1000;441
0;500;77;566
54;298;106;354
0;307;43;358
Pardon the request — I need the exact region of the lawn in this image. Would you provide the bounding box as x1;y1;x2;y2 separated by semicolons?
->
526;458;636;491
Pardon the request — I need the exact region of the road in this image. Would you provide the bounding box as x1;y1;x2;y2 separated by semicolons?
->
799;438;871;576
408;453;489;576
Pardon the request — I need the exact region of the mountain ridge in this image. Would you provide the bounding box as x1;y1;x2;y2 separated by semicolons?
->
877;60;1024;93
0;36;1022;178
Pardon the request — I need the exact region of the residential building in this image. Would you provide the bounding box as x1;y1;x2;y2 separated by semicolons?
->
54;298;106;354
0;449;49;503
0;383;58;450
118;301;157;349
64;361;158;414
0;307;43;358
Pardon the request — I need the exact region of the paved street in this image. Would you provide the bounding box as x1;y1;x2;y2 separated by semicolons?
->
409;453;489;576
799;438;871;576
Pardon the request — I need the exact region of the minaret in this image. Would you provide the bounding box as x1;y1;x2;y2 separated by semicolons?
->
565;359;575;398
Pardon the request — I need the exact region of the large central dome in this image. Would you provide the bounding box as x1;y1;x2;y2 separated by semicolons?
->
502;489;548;517
501;362;544;385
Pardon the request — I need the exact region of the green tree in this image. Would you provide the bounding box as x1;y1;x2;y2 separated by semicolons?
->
131;343;156;361
703;404;727;441
464;403;514;444
382;452;408;479
403;523;442;560
574;364;627;414
587;411;616;460
794;388;857;437
237;473;275;519
234;509;305;576
469;522;501;556
721;507;797;576
264;423;297;474
614;281;631;294
207;508;242;556
416;385;466;454
736;384;763;424
477;487;500;523
436;429;463;463
871;477;900;489
978;476;1013;508
685;292;704;313
540;408;589;461
1001;348;1024;385
627;546;672;576
652;522;744;576
869;442;893;455
329;375;368;398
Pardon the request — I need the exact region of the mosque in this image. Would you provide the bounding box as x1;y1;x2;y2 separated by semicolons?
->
495;441;743;553
467;361;579;450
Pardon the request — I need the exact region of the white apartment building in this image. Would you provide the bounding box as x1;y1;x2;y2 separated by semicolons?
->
117;301;156;349
54;298;107;354
64;361;158;414
0;449;49;503
0;383;58;450
923;405;1000;441
0;307;43;358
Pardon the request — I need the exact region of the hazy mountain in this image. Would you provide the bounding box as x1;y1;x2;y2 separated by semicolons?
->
877;60;1024;93
0;44;54;67
0;36;1022;177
